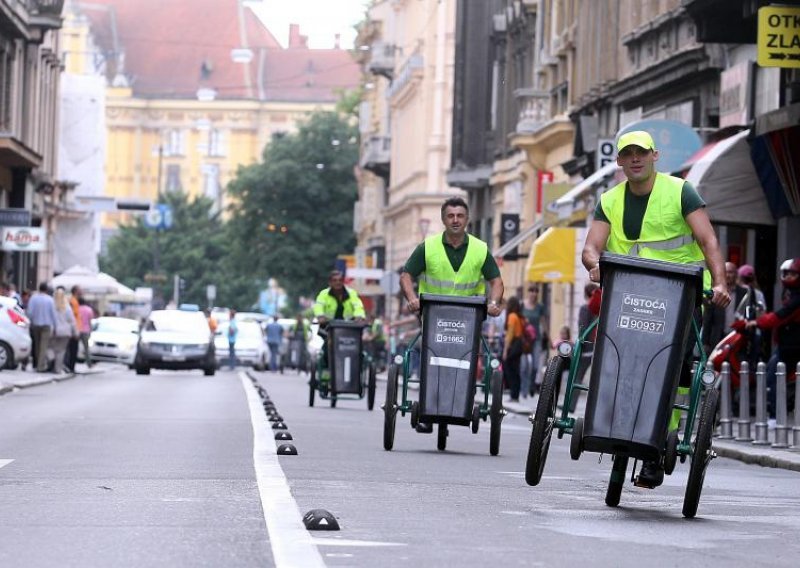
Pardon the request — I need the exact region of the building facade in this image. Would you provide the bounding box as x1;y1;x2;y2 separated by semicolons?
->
0;0;65;289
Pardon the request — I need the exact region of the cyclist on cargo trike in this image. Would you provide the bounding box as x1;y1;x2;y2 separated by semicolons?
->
525;131;730;518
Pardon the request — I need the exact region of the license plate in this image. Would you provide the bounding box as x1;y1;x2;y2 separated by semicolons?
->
163;354;186;362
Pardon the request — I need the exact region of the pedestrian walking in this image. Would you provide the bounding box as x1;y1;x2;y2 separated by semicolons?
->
265;316;284;371
521;285;548;396
77;298;95;367
27;283;57;372
64;285;82;372
502;296;524;402
227;309;238;370
52;288;78;374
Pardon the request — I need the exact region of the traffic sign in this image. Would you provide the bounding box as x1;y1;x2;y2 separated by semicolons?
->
758;6;800;68
206;284;216;301
596;139;615;170
143;204;174;230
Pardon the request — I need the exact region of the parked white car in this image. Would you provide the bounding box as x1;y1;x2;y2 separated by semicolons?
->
0;296;31;369
87;316;140;366
214;319;268;370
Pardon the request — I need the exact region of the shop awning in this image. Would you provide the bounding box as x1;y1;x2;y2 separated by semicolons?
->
752;103;800;219
525;227;576;283
685;129;775;226
552;161;621;225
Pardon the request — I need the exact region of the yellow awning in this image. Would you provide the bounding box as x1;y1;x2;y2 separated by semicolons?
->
525;227;576;283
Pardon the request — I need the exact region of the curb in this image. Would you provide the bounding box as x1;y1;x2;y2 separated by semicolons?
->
0;371;77;395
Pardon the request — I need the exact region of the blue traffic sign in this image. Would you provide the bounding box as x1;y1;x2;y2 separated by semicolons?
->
144;204;173;230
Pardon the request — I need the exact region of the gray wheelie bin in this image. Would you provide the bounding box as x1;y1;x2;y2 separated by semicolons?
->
582;253;703;462
419;294;487;426
328;320;365;395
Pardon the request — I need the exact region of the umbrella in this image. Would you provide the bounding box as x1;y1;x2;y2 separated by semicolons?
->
51;265;132;295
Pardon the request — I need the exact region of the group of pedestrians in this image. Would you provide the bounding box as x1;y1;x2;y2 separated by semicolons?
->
20;283;94;373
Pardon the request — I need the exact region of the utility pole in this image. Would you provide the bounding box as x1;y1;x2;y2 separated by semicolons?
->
173;273;180;306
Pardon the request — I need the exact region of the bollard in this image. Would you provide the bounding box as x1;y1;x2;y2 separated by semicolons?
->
792;362;800;451
736;361;753;442
753;361;770;445
718;362;734;439
773;363;789;448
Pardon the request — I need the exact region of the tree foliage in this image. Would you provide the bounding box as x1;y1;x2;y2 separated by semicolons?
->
100;192;259;310
226;111;358;304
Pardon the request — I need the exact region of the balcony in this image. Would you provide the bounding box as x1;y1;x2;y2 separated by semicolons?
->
360;135;391;179
514;88;550;134
367;41;396;79
28;0;65;33
386;53;423;100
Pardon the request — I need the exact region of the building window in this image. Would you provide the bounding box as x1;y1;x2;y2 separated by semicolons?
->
0;40;15;132
165;164;182;192
208;128;225;157
202;163;220;203
163;129;184;156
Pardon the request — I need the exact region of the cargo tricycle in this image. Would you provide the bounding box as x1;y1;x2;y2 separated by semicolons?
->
525;253;720;518
382;294;505;454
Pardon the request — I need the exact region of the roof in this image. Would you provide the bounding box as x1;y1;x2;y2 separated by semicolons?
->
75;0;359;102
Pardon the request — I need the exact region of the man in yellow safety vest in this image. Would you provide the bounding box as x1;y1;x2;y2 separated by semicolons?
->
582;130;730;488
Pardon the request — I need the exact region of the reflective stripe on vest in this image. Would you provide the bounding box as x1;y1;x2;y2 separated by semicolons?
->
419;233;487;296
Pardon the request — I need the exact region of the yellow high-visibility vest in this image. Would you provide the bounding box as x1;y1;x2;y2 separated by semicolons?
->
419;233;487;296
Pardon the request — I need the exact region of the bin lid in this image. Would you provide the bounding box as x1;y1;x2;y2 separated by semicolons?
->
420;294;487;307
599;253;704;302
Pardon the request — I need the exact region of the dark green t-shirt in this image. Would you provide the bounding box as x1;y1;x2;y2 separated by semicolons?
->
403;233;501;280
593;180;705;240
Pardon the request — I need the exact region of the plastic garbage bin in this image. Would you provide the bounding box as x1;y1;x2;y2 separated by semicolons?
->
419;294;487;425
582;252;703;461
328;321;365;395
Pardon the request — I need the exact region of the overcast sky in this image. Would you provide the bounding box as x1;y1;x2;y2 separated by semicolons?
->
251;0;368;49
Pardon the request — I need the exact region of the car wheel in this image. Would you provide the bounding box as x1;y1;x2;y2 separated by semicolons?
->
204;367;215;376
0;341;14;370
135;366;150;375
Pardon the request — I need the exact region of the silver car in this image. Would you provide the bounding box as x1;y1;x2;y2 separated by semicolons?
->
0;296;31;369
135;309;215;375
87;316;140;366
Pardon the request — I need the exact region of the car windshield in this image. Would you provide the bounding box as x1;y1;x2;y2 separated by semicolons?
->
93;317;140;334
146;311;207;333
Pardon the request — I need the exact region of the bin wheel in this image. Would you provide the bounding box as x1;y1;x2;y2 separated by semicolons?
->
367;363;377;411
525;356;564;485
489;370;503;456
682;388;719;518
437;423;448;451
471;405;481;434
308;367;316;407
570;417;584;461
605;455;628;507
664;429;679;475
383;364;399;451
410;401;420;429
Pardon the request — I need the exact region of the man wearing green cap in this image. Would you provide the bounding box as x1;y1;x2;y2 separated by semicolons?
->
582;130;730;488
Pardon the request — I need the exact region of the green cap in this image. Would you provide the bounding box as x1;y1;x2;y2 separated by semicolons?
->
616;130;655;153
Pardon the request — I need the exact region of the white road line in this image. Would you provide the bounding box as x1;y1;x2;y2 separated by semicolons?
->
0;459;14;469
240;372;326;568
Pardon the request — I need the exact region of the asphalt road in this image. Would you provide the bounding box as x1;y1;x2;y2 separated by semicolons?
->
1;364;799;567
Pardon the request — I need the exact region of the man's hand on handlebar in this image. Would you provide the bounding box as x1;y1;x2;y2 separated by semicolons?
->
487;303;502;317
710;284;731;308
589;264;600;283
406;296;421;313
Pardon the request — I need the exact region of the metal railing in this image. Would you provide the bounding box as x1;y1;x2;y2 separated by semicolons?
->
717;360;800;450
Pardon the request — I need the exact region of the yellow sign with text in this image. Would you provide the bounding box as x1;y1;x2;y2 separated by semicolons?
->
758;6;800;68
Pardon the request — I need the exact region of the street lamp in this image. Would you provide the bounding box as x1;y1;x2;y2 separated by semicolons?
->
418;218;430;238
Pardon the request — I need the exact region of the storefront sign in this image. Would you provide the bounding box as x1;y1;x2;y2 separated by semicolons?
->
0;208;31;227
0;226;46;251
596;139;615;170
758;6;800;68
499;214;520;260
719;62;753;127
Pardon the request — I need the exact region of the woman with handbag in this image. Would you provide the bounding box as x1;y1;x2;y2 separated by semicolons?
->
52;287;78;374
502;296;524;402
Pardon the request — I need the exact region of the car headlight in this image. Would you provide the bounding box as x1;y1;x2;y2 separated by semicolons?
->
88;338;95;347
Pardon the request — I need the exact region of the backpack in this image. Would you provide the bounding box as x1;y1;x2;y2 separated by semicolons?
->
521;316;537;354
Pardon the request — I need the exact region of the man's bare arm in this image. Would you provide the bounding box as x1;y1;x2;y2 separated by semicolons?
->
582;220;610;282
399;271;420;312
685;208;730;307
486;276;504;317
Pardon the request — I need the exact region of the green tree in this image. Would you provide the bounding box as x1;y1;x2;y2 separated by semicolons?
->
226;111;359;305
100;192;259;310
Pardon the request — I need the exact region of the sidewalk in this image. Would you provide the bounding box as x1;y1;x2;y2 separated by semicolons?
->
501;393;800;473
0;362;104;396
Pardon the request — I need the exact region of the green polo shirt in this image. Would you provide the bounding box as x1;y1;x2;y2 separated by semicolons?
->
593;180;705;240
403;234;501;279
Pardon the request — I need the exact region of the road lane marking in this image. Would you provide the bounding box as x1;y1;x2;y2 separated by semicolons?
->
240;372;326;568
0;459;14;469
311;538;405;547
